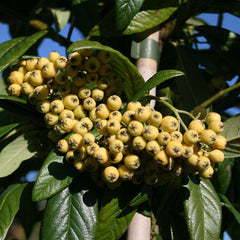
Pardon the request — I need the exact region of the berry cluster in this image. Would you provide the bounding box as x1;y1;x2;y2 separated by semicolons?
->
7;49;226;189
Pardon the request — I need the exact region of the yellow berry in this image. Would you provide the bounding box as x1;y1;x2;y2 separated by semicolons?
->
73;104;87;119
116;128;131;143
122;110;135;125
54;56;68;70
93;147;109;165
132;136;146;151
42;62;57;79
118;164;134;180
63;94;79;110
109;139;124;154
49;51;60;63
127;101;142;111
36;57;49;70
29;70;44;86
206;112;221;124
200;129;216;145
213;135;227;150
183;130;199;144
107;119;121;134
83;133;95;146
128;120;143;136
60;118;74;132
124;154;140;170
69;52;82;66
78;86;91;99
154;150;169;165
161;116;178;132
165;140;183;158
107;95;122;111
68;133;83;149
50;100;64;114
148;111;162;127
200;166;214;178
208;121;224;133
8;83;21;96
103;166;119;183
188;119;205;134
142;125;159;141
135;106;151;123
59;109;75;120
56;139;69;153
146;140;161;155
8;71;24;84
157;131;171;145
208;149;225;163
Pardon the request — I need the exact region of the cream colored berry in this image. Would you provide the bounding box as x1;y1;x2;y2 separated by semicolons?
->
142;125;159;141
208;149;224;163
183;130;199;144
8;71;24;84
96;103;110;119
96;120;108;135
188;119;205;134
107;95;122;111
200;166;214;178
56;139;69;153
83;97;96;111
74;159;85;172
80;117;93;131
181;144;194;158
53;124;66;135
146;140;161;155
122;110;135;125
157;131;171;145
86;143;99;156
26;58;38;71
73;104;87;119
109;152;123;164
109;111;122;122
208;121;224;133
42;62;57;79
21;82;34;95
63;94;79;110
185;153;200;166
84;56;101;72
78;86;91;99
69;52;82;66
103;166;119;183
197;156;211;170
107;119;121;135
97;76;109;90
29;70;44;86
33;85;49;100
59;109;74;120
206;112;221;124
68;133;83;149
127;101;142;111
54;56;68;70
17;66;27;75
118;164;134;180
135;106;151;123
36;57;49;70
36;100;51;114
44;112;59;126
165;140;183;158
93;147;109;165
124;154;140;170
109;139;124;154
91;88;104;101
170;131;183;142
161;116;179;132
72;121;88;136
154;150;169;165
49;51;60;63
128;120;143;136
83;133;95;146
104;133;117;144
213;135;227;150
8;84;21;96
65;150;75;163
89;108;101;123
50;100;64;113
132;136;146;151
148;111;162;127
200;129;216;145
75;146;88;161
117;128;131;143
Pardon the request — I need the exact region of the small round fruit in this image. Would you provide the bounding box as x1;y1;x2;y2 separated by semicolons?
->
107;119;121;135
170;131;183;142
98;64;112;76
63;94;79;110
165;140;183;158
185;153;200;166
42;62;57;79
146;140;161;155
73;104;87;119
208;149;225;163
93;147;109;165
200;129;216;145
33;85;49;100
132;136;146;151
197;156;211;170
56;139;69;153
91;88;104;101
74;159;85;172
26;58;38;71
8;71;24;84
29;70;44;86
8;84;21;96
96;120;108;135
118;164;134;180
128;120;143;136
86;143;99;156
142;125;159;141
148;111;162;127
89;108;101;123
80;117;93;131
181;144;194;158
69;52;82;66
109;152;123;164
36;57;49;70
208;120;224;133
200;166;214;178
96;103;110;119
60;118;74;132
36;100;51;114
50;100;64;114
65;64;79;77
154;150;169;165
107;95;122;111
135;106;151;123
59;109;75;120
157;131;171;145
65;150;75;163
122;110;135;125
83;97;96;111
21;82;34;95
188;119;205;134
124;154;140;170
161;116;179;132
49;51;60;63
78;86;91;99
127;101;142;111
117;128;131;143
44;112;59;126
103;166;119;183
54;56;68;70
183;130;199;144
206;112;221;124
83;133;95;146
97;77;109;90
109;139;124;154
213;135;227;150
109;111;122;122
68;133;83;149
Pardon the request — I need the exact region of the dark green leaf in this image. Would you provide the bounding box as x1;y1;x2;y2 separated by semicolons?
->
115;0;145;31
208;1;240;17
67;40;145;99
42;182;98;240
0;94;27;105
32;150;75;202
184;177;222;240
0;123;18;138
220;194;240;224
131;70;184;101
0;30;48;73
94;183;141;240
0;183;28;240
221;115;240;158
128;184;151;207
0;130;41;178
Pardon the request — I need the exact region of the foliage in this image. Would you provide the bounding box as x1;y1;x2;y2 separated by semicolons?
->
0;0;240;239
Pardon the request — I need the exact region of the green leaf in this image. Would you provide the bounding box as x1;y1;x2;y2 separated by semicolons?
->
131;69;184;101
32;150;75;202
221;115;240;158
89;7;177;36
115;0;145;31
95;183;141;240
50;9;71;32
219;194;240;225
0;30;48;73
184;177;222;240
0;183;27;240
0;131;41;178
0;123;18;138
42;182;98;240
67;40;145;99
128;184;151;207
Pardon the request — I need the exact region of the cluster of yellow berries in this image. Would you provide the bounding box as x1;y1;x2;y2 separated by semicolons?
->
7;49;226;189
